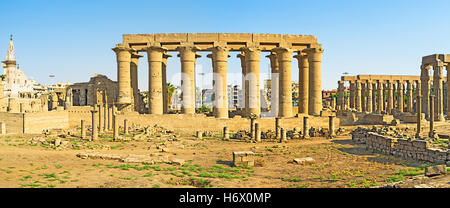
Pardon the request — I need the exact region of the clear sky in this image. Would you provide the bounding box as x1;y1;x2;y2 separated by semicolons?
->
1;0;450;90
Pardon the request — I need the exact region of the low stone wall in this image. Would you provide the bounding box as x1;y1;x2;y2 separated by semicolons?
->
115;113;339;134
351;129;449;165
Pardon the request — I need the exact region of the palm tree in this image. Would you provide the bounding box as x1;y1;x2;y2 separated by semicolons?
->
0;74;5;81
166;83;176;110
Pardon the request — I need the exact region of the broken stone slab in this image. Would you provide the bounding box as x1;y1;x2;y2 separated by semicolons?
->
293;157;315;165
425;165;447;177
171;159;185;166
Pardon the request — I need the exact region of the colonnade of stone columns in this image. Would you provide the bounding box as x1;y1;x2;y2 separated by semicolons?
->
337;78;421;114
113;43;324;118
420;62;449;121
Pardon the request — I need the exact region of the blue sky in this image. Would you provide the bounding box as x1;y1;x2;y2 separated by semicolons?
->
1;0;450;90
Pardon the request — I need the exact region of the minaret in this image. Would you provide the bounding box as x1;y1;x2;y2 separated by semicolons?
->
3;35;17;85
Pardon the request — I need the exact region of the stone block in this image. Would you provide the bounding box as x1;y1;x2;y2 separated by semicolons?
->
293;157;315;165
425;165;447;177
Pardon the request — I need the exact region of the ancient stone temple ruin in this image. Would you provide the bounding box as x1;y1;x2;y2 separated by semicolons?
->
112;33;324;118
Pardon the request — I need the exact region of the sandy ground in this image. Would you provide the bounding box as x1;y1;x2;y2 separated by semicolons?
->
0;126;447;188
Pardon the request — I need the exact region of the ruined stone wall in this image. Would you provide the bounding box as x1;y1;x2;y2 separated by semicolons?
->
67;106;93;127
23;111;69;134
351;129;449;164
0;112;24;133
114;113;339;134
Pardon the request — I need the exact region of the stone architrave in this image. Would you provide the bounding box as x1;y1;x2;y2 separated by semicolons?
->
146;46;167;115
304;47;324;116
112;46;135;104
273;47;293;118
242;46;261;117
177;45;200;115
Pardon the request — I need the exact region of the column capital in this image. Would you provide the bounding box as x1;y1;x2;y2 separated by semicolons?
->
211;46;229;62
112;46;136;54
303;47;324;62
272;47;293;61
240;47;261;61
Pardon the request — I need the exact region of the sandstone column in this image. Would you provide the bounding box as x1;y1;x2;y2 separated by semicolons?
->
273;47;293;118
415;80;421;113
267;53;279;117
398;81;404;112
177;45;200;114
242;46;261;117
98;104;103;133
294;52;309;114
377;80;384;113
366;81;373;113
429;95;435;137
130;53;143;111
91;106;98;141
420;64;431;119
447;64;450;119
349;81;355;109
355;80;362;112
124;119;128;135
406;80;413;112
81;120;86;139
415;95;421;138
146;46;167;115
328;116;335;138
337;80;344;111
108;104;112;130
212;46;229;118
372;82;377;112
275;117;280;139
237;52;247;117
387;80;394;114
433;62;445;121
113;115;119;140
303;116;310;139
304;47;324;116
223;126;229;139
162;53;172;114
112;46;135;104
254;123;261;142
